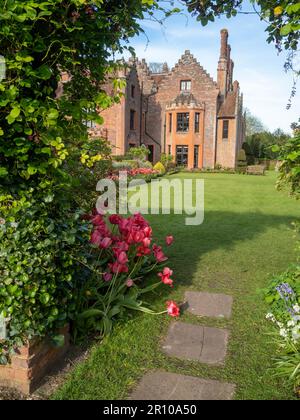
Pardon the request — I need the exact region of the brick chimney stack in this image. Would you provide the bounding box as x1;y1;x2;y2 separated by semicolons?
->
220;29;228;59
218;29;229;97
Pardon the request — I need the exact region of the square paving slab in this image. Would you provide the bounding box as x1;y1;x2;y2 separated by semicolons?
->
162;322;229;365
130;371;236;400
185;291;233;319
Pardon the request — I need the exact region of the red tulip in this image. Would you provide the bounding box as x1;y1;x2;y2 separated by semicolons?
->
158;267;174;287
133;231;145;243
109;214;122;225
91;214;104;226
167;301;180;317
166;236;174;246
144;226;152;237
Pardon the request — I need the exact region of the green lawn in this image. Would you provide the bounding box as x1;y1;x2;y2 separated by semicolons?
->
53;172;300;400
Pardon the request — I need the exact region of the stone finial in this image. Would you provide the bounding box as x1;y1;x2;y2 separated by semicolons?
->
233;80;240;92
162;62;169;73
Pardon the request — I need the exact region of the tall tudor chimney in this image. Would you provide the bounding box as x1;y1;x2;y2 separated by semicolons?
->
217;29;229;97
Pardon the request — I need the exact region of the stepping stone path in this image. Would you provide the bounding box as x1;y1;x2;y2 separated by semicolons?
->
185;291;233;319
131;291;236;400
130;371;236;401
162;322;228;365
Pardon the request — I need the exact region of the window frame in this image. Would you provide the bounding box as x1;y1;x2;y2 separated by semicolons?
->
176;145;189;167
177;112;190;133
180;80;192;91
195;112;200;133
194;145;199;169
222;120;229;140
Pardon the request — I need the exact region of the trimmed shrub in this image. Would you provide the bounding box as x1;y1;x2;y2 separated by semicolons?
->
237;149;248;174
153;162;166;175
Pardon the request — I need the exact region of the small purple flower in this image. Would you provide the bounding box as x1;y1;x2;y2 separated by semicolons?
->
276;283;295;301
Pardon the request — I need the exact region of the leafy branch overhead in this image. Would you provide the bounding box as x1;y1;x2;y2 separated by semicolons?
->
0;0;178;363
182;1;300;52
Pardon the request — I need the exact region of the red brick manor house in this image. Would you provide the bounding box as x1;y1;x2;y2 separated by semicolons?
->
93;29;245;169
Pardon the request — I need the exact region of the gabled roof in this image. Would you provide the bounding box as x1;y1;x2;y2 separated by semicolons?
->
171;50;218;88
218;91;237;118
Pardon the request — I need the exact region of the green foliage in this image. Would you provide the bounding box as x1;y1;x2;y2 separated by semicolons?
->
153;161;166;174
138;160;153;169
273;342;300;394
264;266;300;393
245;109;266;137
160;153;174;171
243;129;291;164
0;0;175;361
68;138;113;209
0;202;89;364
275;132;300;198
183;1;300;52
126;146;150;161
264;266;300;318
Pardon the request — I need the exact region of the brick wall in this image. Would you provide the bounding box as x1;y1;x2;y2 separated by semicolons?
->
98;30;244;169
0;325;70;394
146;51;219;168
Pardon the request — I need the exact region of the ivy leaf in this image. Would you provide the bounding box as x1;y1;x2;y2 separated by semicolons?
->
47;109;59;120
40;293;51;305
27;165;37;175
10;107;21;119
36;65;52;80
280;24;292;36
0;167;8;177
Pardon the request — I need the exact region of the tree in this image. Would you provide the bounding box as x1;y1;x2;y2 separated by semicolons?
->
274;132;300;198
244;129;291;162
245;109;267;137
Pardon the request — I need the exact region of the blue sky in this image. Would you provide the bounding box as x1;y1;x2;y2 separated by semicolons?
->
124;1;299;133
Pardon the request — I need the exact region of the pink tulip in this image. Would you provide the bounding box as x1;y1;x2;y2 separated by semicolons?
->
103;272;113;282
117;251;128;265
90;230;102;246
166;236;174;246
100;237;112;249
126;279;134;288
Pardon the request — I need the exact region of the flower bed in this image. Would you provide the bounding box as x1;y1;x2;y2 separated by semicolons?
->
265;266;300;395
108;168;161;182
75;212;179;338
